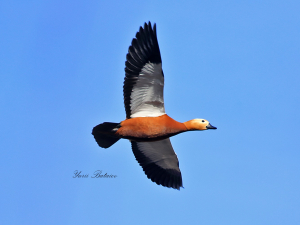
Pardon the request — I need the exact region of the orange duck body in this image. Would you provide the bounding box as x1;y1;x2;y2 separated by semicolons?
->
116;114;187;141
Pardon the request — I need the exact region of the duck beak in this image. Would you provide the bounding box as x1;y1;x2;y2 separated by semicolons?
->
206;123;217;129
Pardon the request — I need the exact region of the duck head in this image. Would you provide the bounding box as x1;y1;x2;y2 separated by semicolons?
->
184;119;217;131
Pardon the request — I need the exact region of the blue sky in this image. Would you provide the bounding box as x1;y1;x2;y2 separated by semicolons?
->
1;0;300;224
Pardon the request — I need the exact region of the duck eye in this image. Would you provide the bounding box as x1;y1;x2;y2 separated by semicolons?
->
202;120;205;123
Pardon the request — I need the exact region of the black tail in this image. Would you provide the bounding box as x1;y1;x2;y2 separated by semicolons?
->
92;122;121;148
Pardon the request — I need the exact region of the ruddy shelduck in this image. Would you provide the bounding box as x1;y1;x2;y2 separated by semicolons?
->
92;22;217;190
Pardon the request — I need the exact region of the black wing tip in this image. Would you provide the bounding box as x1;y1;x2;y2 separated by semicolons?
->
128;21;161;64
146;168;183;190
143;21;155;29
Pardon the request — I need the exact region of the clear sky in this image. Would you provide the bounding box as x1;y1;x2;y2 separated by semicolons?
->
1;1;300;224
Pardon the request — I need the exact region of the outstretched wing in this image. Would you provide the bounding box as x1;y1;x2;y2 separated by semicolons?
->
131;138;183;190
124;22;165;119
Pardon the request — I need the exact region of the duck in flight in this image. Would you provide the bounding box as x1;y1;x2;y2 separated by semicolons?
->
92;22;217;190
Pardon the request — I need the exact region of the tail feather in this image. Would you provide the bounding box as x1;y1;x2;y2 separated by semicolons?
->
92;122;120;148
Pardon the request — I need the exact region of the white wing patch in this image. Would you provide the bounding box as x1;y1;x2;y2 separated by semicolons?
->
130;62;166;118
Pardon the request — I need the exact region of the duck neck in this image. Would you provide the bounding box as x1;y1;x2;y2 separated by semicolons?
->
183;120;197;131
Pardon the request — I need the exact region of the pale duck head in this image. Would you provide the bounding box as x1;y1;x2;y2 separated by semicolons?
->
184;119;217;131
